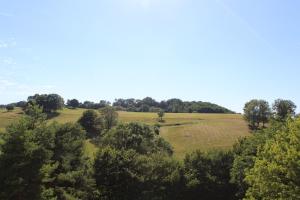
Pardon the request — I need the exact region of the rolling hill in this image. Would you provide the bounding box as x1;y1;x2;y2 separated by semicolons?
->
0;108;250;158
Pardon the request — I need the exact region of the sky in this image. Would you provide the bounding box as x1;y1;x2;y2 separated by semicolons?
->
0;0;299;113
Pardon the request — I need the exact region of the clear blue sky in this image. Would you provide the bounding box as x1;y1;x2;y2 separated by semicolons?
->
0;0;299;112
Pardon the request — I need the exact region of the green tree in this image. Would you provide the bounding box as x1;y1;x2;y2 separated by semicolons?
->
157;110;165;122
230;119;287;199
0;114;55;200
244;99;271;129
245;118;300;199
244;100;259;129
272;99;297;120
78;109;103;138
5;104;14;111
102;122;173;155
183;150;237;200
99;106;118;130
94;147;183;200
28;94;64;113
0;112;96;200
46;123;97;200
230;135;269;199
94;147;141;200
67;99;80;108
258;100;271;127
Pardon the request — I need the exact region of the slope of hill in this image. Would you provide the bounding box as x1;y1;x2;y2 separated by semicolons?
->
0;108;250;158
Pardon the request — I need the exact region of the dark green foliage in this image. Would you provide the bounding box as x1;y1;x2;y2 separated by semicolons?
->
243;99;271;129
157;110;165;122
23;103;47;129
230;119;287;199
5;104;14;111
273;99;297;120
94;147;183;200
95;122;181;200
67;99;80;108
28;93;64;113
153;123;161;135
230;136;268;199
102;122;173;155
78;109;103;138
99;106;118;130
46;123;96;200
80;100;111;109
15;101;27;108
183;150;237;200
0;112;96;200
94;148;141;200
6;96;233;113
113;98;234;113
0;118;55;200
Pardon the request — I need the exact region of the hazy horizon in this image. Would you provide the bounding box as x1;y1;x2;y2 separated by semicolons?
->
1;0;300;113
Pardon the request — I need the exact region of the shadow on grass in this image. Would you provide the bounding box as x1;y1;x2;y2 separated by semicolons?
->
160;121;199;127
46;112;60;120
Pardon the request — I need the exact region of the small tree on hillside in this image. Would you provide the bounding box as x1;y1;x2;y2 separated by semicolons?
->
99;106;118;130
157;110;165;122
5;104;14;112
272;99;296;120
258;100;271;127
244;99;271;129
67;99;80;108
78;109;103;138
244;100;259;129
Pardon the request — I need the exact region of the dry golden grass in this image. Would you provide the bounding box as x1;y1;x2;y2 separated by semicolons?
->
0;107;23;132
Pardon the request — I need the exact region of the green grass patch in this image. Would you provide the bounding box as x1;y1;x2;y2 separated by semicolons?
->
84;140;98;159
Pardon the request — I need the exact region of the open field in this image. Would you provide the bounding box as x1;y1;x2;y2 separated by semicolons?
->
0;108;24;132
0;108;250;158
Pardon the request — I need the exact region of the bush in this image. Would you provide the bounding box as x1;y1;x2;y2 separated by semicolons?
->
183;150;237;200
102;122;173;156
5;104;14;111
78;110;103;138
94;147;183;200
67;99;80;108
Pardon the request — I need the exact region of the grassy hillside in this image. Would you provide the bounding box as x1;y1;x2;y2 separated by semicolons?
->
0;108;250;158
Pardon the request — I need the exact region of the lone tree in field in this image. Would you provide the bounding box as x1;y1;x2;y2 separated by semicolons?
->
67;99;80;108
5;104;14;112
78;109;103;138
157;110;165;122
99;106;118;130
272;99;296;120
244;100;271;129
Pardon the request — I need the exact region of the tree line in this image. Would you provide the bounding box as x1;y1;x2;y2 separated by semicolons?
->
1;94;234;114
113;97;234;113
